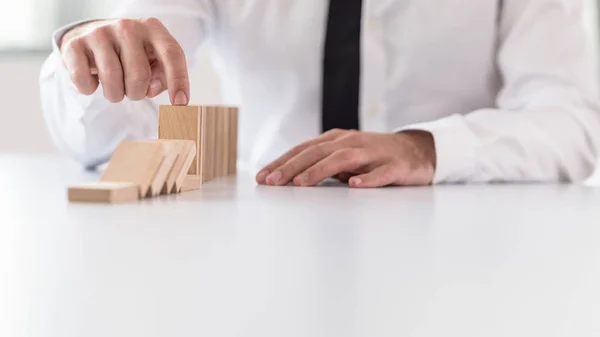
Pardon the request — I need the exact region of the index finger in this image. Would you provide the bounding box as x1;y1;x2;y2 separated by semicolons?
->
148;21;190;105
256;129;346;184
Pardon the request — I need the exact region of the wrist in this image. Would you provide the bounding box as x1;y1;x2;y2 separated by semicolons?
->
396;130;437;172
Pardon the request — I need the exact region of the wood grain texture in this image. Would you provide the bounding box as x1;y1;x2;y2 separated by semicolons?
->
208;106;217;181
200;106;209;183
159;140;196;194
68;182;139;204
230;107;239;176
158;105;201;175
215;107;225;178
214;106;223;178
172;141;197;193
222;108;230;178
100;141;165;198
148;140;178;197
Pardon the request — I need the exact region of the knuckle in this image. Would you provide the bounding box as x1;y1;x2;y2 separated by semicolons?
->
90;25;111;40
282;162;297;175
325;128;345;136
313;142;329;157
342;131;364;144
339;148;368;167
336;148;360;162
63;36;84;51
115;19;137;32
142;17;163;28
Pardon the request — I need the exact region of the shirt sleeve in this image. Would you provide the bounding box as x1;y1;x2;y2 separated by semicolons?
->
39;0;216;168
397;0;600;184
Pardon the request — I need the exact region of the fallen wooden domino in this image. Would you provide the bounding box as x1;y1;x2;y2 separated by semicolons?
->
68;182;139;204
162;140;197;194
99;140;167;198
181;175;202;193
67;105;239;204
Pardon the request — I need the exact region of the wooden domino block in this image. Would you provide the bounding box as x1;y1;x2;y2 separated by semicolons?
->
163;140;197;194
215;107;224;178
211;106;218;180
100;141;165;197
200;106;209;183
229;107;239;175
222;108;230;177
207;106;217;181
158;104;239;184
180;175;202;193
219;106;230;178
68;182;139;204
148;140;179;197
158;105;202;175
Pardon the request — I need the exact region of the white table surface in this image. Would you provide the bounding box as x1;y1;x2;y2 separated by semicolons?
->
2;154;600;337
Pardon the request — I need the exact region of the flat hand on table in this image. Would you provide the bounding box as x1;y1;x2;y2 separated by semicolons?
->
256;129;437;188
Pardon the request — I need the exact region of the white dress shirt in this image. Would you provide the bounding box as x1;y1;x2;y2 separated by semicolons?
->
40;0;600;183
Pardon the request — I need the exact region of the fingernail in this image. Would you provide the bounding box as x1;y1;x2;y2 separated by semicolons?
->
266;171;282;185
174;91;188;105
256;170;269;183
149;79;162;94
350;177;362;186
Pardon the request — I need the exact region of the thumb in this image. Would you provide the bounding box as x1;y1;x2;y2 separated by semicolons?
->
349;164;399;188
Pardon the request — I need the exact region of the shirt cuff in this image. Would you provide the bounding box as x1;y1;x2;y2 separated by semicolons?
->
51;19;99;53
41;19;98;81
395;114;478;184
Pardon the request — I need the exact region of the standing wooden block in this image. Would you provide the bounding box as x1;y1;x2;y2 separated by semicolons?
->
68;182;139;204
201;106;210;182
229;107;239;175
200;106;209;183
208;106;218;181
222;108;230;178
100;141;165;198
148;140;179;197
158;105;202;175
215;107;224;178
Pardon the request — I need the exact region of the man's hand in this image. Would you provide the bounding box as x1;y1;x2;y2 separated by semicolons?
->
60;18;189;105
256;129;437;188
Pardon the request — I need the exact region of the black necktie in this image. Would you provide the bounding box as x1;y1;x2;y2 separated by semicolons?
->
321;0;363;133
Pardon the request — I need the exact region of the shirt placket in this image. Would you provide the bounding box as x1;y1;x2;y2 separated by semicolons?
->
360;0;388;132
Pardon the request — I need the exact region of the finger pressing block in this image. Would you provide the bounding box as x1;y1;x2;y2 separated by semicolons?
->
68;182;139;204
